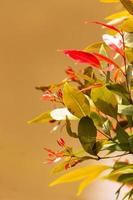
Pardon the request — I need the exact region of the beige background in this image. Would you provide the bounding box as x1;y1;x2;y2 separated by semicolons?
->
0;0;121;199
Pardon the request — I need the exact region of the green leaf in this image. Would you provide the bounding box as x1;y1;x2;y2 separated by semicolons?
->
112;165;133;175
118;173;133;184
113;161;129;170
78;116;97;155
106;83;130;102
120;0;133;15
103;119;112;136
91;86;117;118
66;117;78;138
28;111;53;124
63;82;90;118
116;124;129;150
90;112;105;127
118;104;133;115
49;164;109;195
92;141;103;155
103;144;122;154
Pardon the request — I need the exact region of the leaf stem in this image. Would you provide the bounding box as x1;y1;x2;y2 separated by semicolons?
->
78;152;131;162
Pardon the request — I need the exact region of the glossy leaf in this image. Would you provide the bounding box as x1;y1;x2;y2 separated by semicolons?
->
78;116;97;155
64;50;100;68
63;82;90;118
91;86;117;118
50;108;77;120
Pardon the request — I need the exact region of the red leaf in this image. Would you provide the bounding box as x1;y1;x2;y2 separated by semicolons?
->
92;21;121;34
93;53;125;75
64;50;100;68
94;53;119;68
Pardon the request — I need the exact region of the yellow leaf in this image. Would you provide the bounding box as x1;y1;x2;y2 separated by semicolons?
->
27;111;52;124
120;18;133;32
84;42;106;53
49;165;109;187
77;165;109;196
63;82;90;118
126;47;133;64
106;10;129;20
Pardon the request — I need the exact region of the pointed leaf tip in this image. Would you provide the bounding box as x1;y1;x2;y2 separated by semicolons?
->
92;21;121;33
64;50;101;68
49;165;109;195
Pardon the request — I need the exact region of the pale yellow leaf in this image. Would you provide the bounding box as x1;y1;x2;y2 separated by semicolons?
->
49;165;109;187
77;165;109;196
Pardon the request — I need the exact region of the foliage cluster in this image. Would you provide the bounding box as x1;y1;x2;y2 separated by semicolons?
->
29;0;133;199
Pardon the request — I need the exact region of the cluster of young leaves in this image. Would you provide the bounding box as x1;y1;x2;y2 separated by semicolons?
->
28;0;133;199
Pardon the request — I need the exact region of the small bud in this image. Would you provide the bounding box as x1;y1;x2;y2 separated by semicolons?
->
57;138;65;147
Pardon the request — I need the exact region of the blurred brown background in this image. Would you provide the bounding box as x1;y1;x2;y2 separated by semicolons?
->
0;0;120;199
